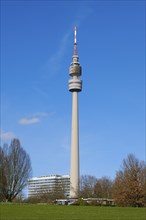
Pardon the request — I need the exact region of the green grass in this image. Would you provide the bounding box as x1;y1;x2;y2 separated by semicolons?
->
0;204;146;220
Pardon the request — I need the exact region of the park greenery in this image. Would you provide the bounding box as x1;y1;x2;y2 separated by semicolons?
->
0;138;146;208
1;203;146;220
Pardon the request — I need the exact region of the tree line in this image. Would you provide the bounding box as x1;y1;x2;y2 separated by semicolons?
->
79;153;146;207
0;138;145;207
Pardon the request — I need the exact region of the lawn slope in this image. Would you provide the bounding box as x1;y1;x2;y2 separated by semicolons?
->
0;204;145;220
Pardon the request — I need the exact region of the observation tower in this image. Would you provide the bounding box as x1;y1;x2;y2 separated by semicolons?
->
68;25;82;198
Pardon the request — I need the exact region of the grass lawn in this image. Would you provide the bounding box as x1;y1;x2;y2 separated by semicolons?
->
0;203;146;220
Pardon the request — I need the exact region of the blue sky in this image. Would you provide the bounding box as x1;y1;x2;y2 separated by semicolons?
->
1;0;145;181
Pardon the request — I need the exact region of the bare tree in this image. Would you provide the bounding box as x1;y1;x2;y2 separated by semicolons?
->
113;154;146;207
0;139;32;202
0;146;5;201
80;175;97;198
94;176;113;198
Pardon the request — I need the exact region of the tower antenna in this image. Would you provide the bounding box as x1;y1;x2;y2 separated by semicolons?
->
74;25;77;55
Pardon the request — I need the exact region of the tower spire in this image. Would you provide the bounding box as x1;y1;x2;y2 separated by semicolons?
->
74;25;77;55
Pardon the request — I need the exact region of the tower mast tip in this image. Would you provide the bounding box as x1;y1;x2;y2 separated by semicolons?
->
74;25;77;55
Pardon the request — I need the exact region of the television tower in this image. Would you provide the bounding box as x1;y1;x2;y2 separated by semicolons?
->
68;25;82;198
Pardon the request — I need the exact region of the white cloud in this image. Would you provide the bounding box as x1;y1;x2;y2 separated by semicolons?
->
18;117;40;125
0;130;16;141
18;111;53;125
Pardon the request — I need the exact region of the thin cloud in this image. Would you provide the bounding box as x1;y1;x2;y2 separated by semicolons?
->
32;84;49;99
18;117;40;125
0;130;16;141
18;111;53;125
29;112;49;117
46;29;72;75
75;7;93;27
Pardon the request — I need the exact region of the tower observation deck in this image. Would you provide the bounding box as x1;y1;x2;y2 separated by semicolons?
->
68;25;82;198
68;26;82;92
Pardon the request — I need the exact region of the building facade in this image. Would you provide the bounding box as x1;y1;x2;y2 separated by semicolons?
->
28;175;70;198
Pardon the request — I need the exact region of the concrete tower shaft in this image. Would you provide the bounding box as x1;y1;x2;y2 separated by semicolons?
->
68;25;82;198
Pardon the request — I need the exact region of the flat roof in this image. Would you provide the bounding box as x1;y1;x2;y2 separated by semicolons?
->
28;174;70;181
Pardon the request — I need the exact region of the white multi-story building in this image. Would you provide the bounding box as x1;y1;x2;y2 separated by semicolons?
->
28;175;70;198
